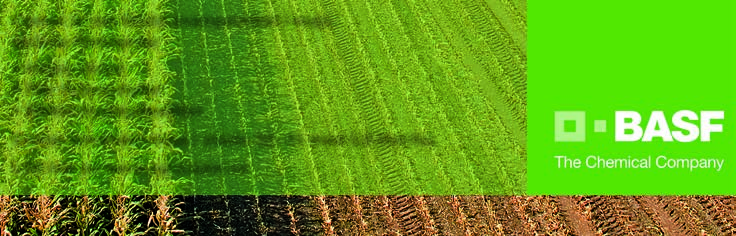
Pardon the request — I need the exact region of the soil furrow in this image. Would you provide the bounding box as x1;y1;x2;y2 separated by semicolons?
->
624;196;660;234
524;196;568;235
713;196;736;234
556;196;595;236
486;196;528;235
327;196;363;235
423;196;463;235
392;196;424;236
661;197;703;235
637;196;686;236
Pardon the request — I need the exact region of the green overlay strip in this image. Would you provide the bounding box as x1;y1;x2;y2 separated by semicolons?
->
0;0;527;195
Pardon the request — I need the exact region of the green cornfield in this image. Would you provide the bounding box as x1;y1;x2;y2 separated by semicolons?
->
0;0;527;196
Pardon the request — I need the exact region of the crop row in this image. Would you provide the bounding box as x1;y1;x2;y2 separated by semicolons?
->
557;196;736;235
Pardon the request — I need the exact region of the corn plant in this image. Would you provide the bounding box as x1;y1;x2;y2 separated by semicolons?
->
22;195;69;236
144;0;178;194
0;0;18;109
111;195;144;236
10;0;53;195
72;196;107;236
0;0;20;195
0;196;16;236
144;195;184;236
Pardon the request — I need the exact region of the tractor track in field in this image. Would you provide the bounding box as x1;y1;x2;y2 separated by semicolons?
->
320;0;409;195
579;196;655;235
486;196;530;235
636;196;687;236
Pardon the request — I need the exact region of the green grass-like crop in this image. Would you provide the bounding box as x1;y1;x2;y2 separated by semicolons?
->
0;0;527;195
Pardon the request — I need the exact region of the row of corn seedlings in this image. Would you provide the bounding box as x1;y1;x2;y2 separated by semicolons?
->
366;0;453;194
110;0;145;230
71;1;115;234
144;0;184;233
0;195;180;235
38;0;79;195
144;0;177;195
1;0;29;195
26;0;80;232
0;0;15;223
14;0;52;195
74;0;114;196
0;0;21;195
112;0;146;196
352;0;427;194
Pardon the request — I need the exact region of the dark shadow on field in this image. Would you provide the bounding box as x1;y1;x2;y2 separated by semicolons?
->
307;133;437;146
5;14;326;51
172;132;437;148
172;15;329;29
9;14;328;28
169;101;206;116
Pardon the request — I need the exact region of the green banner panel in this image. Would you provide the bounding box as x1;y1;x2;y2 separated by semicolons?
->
529;0;736;194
